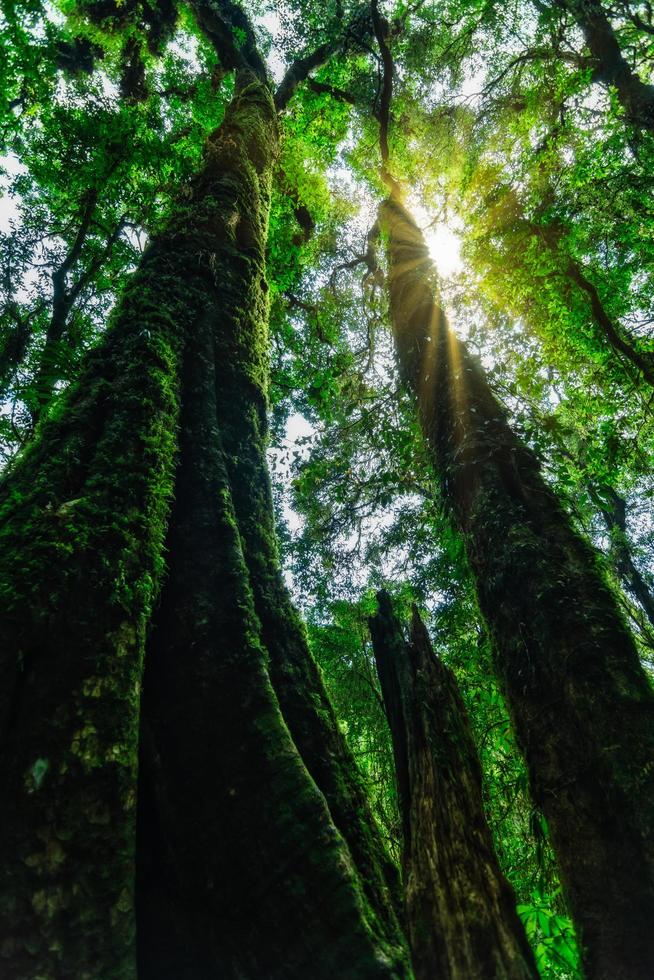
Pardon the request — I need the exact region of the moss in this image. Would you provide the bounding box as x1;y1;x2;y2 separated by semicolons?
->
0;91;216;976
370;595;538;980
380;195;654;980
136;77;410;979
1;73;410;980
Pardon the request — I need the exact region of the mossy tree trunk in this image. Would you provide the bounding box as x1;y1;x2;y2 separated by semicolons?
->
210;160;404;945
133;75;410;978
0;139;191;979
0;76;411;978
370;591;538;980
380;195;654;980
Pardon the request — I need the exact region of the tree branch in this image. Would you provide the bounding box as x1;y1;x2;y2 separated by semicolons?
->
187;0;267;80
275;9;372;111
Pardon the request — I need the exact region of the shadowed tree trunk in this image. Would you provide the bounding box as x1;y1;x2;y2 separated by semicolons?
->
554;0;654;131
369;591;539;980
0;75;411;979
136;73;409;979
0;149;187;980
379;194;654;980
211;190;404;947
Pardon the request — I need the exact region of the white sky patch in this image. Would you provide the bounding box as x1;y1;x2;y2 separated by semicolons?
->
286;411;314;446
268;411;314;535
168;31;201;68
0;154;27;233
268;411;315;592
423;222;463;279
260;10;287;85
458;65;487;106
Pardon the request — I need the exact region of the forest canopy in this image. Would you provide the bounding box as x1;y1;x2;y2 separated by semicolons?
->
0;0;653;976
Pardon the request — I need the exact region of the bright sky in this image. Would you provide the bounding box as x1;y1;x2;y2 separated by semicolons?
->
0;153;25;233
424;222;463;279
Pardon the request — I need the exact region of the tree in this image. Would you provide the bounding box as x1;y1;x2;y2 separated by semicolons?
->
0;3;409;976
370;591;538;980
2;0;653;975
379;192;654;979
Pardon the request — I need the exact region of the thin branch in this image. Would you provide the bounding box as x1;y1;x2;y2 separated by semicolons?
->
307;78;357;104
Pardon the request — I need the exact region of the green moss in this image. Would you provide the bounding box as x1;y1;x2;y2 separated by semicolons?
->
381;194;654;980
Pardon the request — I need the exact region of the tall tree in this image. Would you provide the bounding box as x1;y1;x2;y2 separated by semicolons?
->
370;591;539;980
379;191;654;979
3;0;653;975
552;0;654;131
0;3;409;975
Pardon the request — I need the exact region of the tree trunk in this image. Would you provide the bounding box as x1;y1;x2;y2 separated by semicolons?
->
379;194;654;980
556;0;654;131
135;75;410;979
0;75;411;978
0;153;186;980
210;203;404;944
370;591;538;980
137;306;404;980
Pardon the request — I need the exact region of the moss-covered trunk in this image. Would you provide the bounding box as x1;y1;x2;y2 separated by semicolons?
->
0;143;189;980
380;196;654;980
0;75;411;978
211;188;404;948
136;76;409;978
370;592;538;980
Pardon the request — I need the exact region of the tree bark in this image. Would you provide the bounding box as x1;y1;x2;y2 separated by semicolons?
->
135;76;410;978
210;208;404;947
0;147;187;980
556;0;654;131
0;75;411;977
379;194;654;980
370;591;539;980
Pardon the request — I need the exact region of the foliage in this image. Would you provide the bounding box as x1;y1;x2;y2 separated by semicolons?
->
2;0;653;973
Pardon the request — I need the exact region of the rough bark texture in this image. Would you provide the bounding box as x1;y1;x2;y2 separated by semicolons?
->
370;592;538;980
380;195;654;980
0;74;411;978
211;176;404;949
211;70;405;947
136;76;410;978
0;152;187;978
